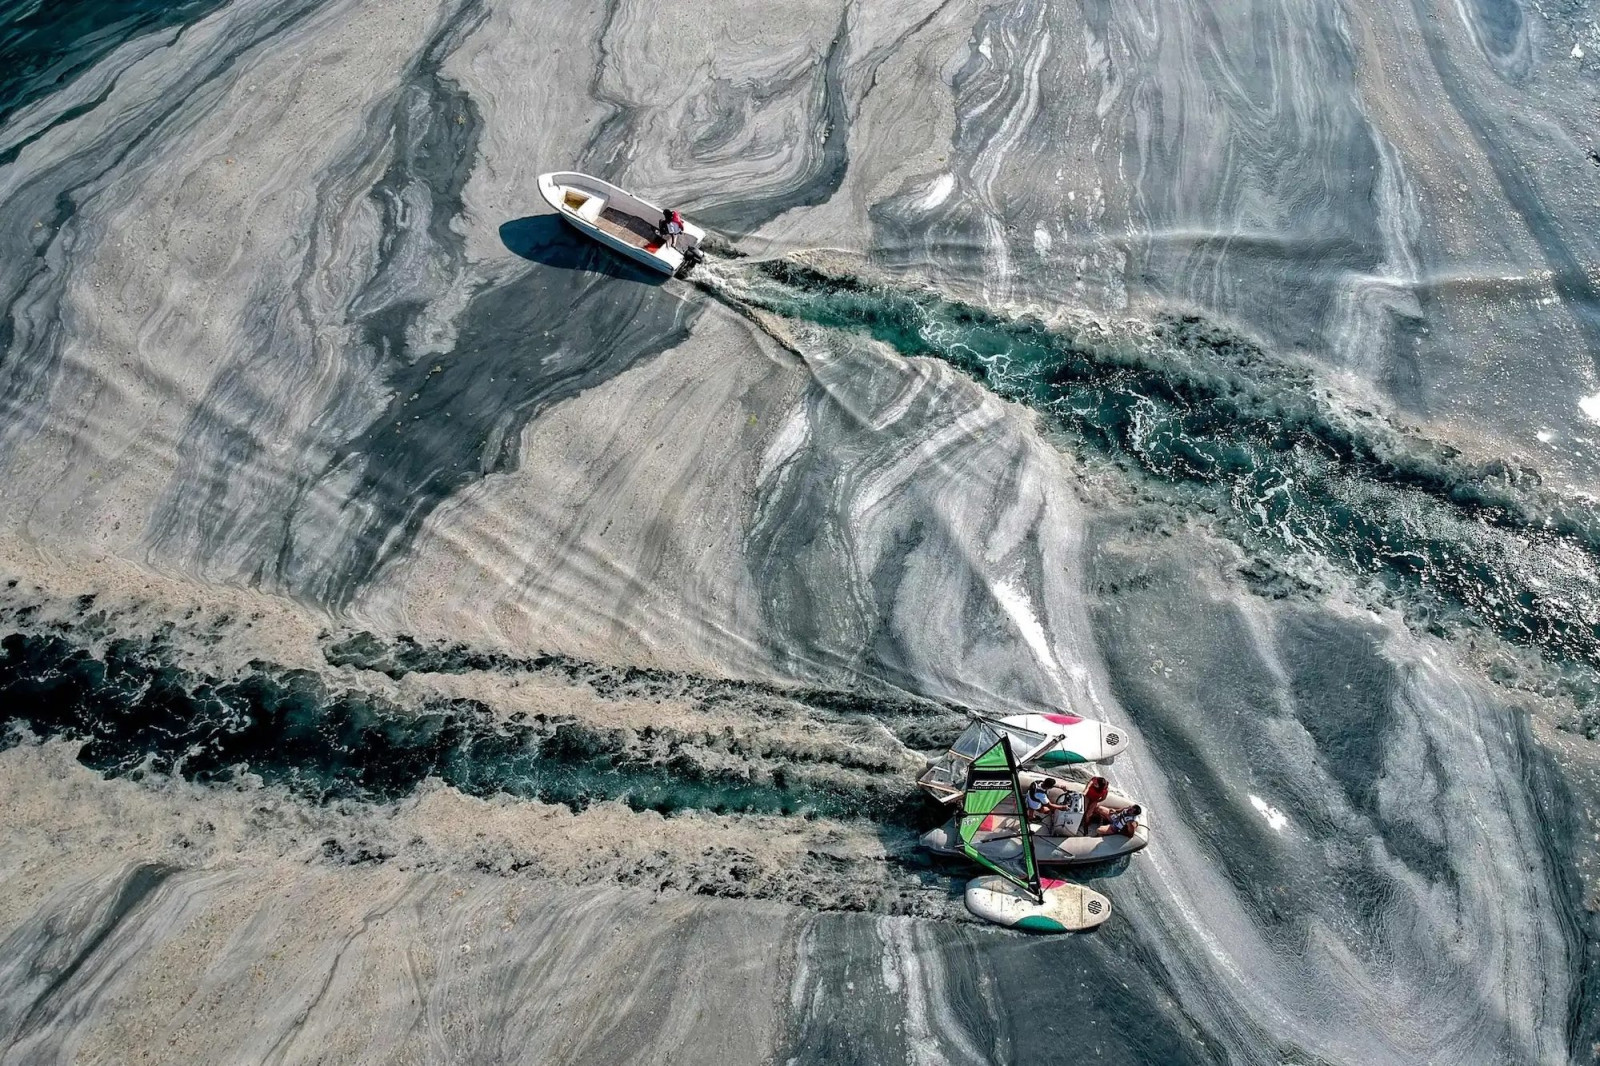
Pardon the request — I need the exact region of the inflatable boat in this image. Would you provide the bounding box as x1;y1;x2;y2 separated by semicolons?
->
939;734;1123;932
921;770;1150;865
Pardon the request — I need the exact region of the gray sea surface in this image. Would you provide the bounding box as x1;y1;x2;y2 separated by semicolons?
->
1;0;1598;1062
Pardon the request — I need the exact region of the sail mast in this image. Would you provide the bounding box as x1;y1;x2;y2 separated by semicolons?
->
958;736;1044;903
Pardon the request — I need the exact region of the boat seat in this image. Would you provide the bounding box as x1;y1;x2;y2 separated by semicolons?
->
575;195;606;223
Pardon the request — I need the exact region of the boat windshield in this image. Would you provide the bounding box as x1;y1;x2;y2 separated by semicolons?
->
918;718;1055;800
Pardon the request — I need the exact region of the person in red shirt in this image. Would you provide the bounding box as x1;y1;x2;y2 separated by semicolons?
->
659;208;685;250
1080;776;1111;834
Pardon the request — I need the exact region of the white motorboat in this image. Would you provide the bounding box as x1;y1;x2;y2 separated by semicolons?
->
536;171;704;276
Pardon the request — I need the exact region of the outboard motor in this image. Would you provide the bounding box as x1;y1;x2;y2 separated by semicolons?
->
675;244;705;278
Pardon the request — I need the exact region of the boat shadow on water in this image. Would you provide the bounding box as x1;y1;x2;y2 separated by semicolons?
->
498;214;668;286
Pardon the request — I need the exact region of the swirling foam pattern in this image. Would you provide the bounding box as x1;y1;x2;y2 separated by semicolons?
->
1;0;1597;1061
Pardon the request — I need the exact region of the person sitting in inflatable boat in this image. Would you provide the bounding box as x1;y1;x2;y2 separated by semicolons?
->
1023;779;1052;827
1094;804;1142;838
1043;779;1077;834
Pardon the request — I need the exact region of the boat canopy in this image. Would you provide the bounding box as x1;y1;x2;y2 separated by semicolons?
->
917;716;1056;802
959;736;1042;902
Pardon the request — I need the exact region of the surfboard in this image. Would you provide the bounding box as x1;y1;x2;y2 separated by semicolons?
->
964;875;1113;932
997;713;1129;766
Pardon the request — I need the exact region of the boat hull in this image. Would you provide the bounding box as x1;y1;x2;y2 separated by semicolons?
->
552;212;672;274
921;812;1149;866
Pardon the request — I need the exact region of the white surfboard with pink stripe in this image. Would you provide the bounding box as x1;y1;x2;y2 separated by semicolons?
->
964;875;1113;932
997;712;1130;767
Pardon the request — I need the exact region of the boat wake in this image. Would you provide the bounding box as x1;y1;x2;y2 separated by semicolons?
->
0;581;973;918
693;255;1600;723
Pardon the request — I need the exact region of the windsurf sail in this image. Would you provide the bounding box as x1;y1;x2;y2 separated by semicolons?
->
958;737;1042;902
917;716;1056;802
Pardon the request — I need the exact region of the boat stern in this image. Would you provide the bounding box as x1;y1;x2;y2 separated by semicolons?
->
919;822;960;855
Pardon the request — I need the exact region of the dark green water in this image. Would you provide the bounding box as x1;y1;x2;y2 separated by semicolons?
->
0;625;933;825
0;0;229;127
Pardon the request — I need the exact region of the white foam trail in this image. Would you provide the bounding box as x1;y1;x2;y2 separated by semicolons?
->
1249;793;1290;832
915;174;956;212
990;578;1066;692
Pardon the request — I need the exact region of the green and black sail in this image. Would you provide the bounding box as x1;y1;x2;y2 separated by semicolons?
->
958;737;1042;901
